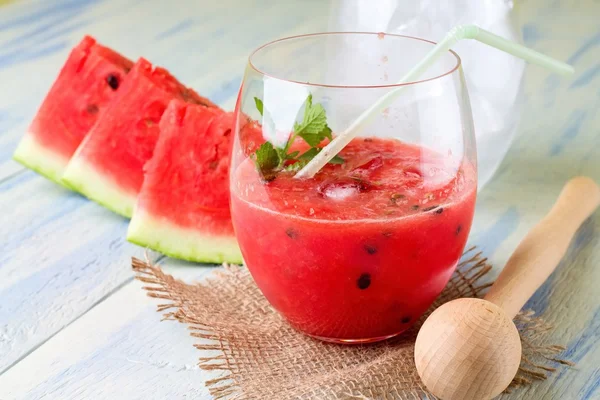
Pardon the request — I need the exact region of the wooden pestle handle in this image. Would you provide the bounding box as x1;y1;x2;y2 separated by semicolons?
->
484;176;600;318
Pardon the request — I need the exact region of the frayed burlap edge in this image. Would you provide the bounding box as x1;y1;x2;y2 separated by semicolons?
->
132;247;573;400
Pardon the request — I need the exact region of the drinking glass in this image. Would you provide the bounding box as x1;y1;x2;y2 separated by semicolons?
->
230;32;477;343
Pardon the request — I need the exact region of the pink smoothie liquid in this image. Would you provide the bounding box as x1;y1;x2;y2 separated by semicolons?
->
231;137;477;342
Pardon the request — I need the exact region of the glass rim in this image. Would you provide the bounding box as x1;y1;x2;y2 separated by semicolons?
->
248;31;462;89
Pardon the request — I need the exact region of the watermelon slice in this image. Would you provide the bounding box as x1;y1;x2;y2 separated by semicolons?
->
62;57;218;217
127;100;242;264
13;36;133;184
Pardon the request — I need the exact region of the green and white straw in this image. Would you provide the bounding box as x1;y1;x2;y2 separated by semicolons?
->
294;24;574;179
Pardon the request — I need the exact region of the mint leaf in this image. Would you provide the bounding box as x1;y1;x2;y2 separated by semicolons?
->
322;125;333;141
298;147;344;165
254;97;264;116
294;94;330;147
299;147;344;165
329;155;345;164
284;159;310;172
254;142;280;180
275;147;288;167
285;154;341;172
298;147;320;161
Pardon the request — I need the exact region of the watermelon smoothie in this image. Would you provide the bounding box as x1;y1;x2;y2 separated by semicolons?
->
231;137;477;342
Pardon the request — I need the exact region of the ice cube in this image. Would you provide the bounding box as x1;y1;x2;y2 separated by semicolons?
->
318;178;370;201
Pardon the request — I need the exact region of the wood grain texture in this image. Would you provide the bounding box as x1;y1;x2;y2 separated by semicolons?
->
0;260;216;400
0;0;598;399
486;177;600;318
415;298;522;400
415;177;600;400
0;172;163;373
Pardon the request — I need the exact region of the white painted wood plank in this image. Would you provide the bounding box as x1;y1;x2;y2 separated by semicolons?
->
0;260;216;400
0;171;164;373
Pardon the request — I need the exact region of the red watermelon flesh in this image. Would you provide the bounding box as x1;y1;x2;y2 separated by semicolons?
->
238;118;265;156
62;57;218;217
127;100;242;263
13;36;133;183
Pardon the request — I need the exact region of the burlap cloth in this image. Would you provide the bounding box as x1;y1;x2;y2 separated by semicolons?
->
132;247;572;400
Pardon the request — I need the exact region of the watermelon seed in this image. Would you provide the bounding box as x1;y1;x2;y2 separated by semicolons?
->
389;193;405;205
435;207;444;214
285;228;298;239
357;273;371;290
106;74;119;90
411;205;420;210
456;224;462;235
209;161;218;169
401;316;411;324
382;231;393;238
86;104;99;114
364;244;377;255
144;119;155;127
422;205;440;212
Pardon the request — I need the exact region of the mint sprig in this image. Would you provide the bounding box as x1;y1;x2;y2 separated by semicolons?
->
253;94;344;180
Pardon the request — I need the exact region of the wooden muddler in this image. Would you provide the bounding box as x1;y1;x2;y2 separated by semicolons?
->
414;176;600;400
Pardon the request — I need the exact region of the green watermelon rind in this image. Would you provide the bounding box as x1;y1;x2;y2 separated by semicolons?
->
12;133;71;188
127;210;243;265
62;156;137;218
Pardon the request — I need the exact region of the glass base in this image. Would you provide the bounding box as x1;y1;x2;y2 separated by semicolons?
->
307;330;405;344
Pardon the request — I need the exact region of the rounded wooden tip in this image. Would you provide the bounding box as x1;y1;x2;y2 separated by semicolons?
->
566;176;600;194
415;298;521;400
564;176;600;206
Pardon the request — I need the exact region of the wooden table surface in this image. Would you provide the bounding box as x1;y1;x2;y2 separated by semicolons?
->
0;0;598;399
